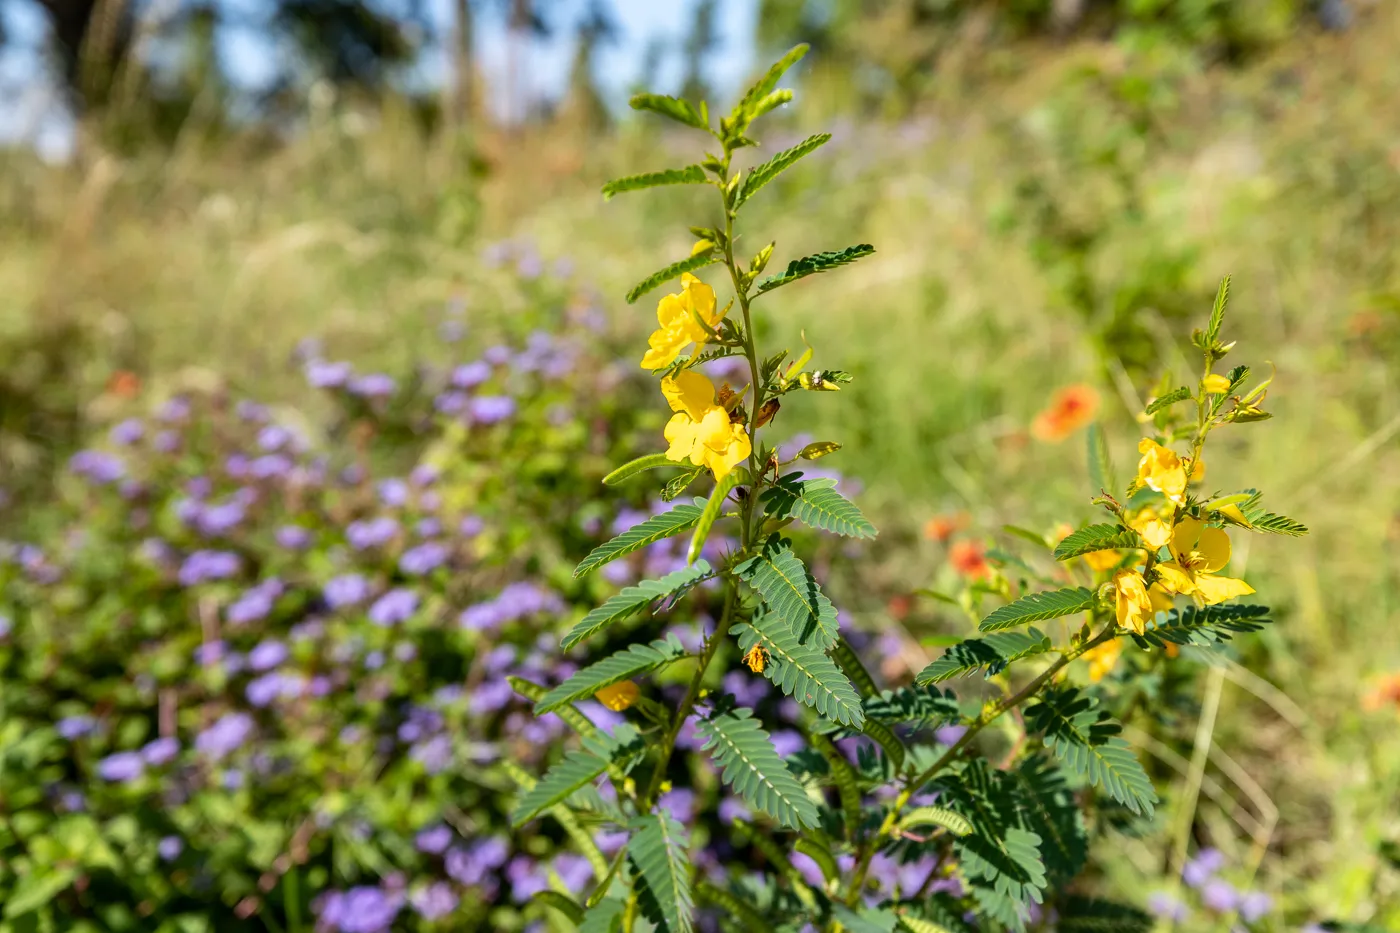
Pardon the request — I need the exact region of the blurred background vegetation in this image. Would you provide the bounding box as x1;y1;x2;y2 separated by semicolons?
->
2;0;1399;929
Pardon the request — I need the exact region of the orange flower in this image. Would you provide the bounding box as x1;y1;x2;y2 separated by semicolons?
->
1362;673;1400;713
107;370;141;399
1031;384;1100;442
924;512;968;542
950;540;991;581
886;593;914;621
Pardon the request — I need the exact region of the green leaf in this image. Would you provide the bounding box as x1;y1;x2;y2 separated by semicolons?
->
694;881;767;930
858;718;907;772
533;891;585;924
831;905;898;933
628;812;694;933
698;707;819;830
899;806;973;837
808;732;861;839
763;475;876;539
1005;756;1088;885
1056;897;1153;933
1086;423;1116;495
512;749;609;827
793;838;838;884
1025;689;1157;817
4;868;78;918
1131;603;1272;649
733;614;864;726
576;503;705;577
939;762;1047;929
862;684;961;730
1243;509;1308;536
915;629;1052;685
736;133;831;207
536;635;690;714
734;535;840;648
830;637;880;699
627;254;720;305
1207;274;1231;345
1145;386;1191;415
755;244;874;295
578;899;625;933
602;165;708;201
898;917;957;933
562;563;715;650
630;93;709;131
1052;524;1145;560
731;44;808;129
604;452;683;485
662;465;706;501
508;676;597;738
688;470;740;564
978;587;1096;633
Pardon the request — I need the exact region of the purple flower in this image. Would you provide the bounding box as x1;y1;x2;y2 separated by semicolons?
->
257;424;292;451
69;450;126;484
415;517;442;537
194;640;227;667
246;672;286;707
158;397;191;422
324;574;370;609
1201;879;1238;913
153;430;180;453
469;395;516;425
435;391;469;415
195;712;254;760
250;454;292;479
98;751;145;782
228;580;283;625
554;853;593;891
348;374;396;398
451;361;492;389
506;856;547;902
0;614;10;639
318;886;403;933
197;500;247;537
400;541;449;575
56;715;96;739
110;419;144;446
1238;891;1272;922
414;824;453;854
658;789;696;823
934;724;968;747
409;882;458;921
1147;891;1189;921
410;734;452;773
306;360;352;388
248;639;289;671
141;737;179;766
377;479;409;507
178;550;241;586
1183;847;1226;888
369;589;418;626
346;517;399;550
157;836;183;861
718;797;751;824
459;515;484;538
458;603;502;631
470;677;515;715
770;730;805;758
276;525;312;550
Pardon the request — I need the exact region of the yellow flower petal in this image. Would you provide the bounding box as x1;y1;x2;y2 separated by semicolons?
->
1113;569;1153;635
1137;439;1188;503
1129;510;1174;550
595;681;640;712
1202;374;1231;394
662;371;716;421
1153;561;1196;595
1083;550;1122;572
1148;583;1176;613
664;412;701;463
1191;574;1255;605
1085;638;1122;682
1171;517;1232;573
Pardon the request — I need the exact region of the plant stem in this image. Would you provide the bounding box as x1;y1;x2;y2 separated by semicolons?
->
840;623;1118;907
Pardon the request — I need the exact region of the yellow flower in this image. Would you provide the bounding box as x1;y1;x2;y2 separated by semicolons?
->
1128;506;1174;551
1152;516;1255;605
661;371;752;481
1136;439;1188;503
1202;373;1231;395
1084;638;1122;682
641;274;724;370
1083;550;1122;572
1112;569;1154;635
595;681;640;712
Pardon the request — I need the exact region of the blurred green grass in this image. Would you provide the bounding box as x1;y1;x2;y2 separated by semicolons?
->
3;10;1399;922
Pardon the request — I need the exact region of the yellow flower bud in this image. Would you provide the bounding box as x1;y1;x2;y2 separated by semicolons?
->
595;681;640;712
1202;374;1231;395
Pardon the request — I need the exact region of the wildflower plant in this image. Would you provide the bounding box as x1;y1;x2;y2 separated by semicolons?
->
517;48;1306;933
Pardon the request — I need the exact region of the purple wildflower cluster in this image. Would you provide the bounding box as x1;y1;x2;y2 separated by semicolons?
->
1147;847;1275;927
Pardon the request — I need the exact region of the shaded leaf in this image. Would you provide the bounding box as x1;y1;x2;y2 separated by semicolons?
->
1057;896;1154;933
688;469;740;564
602;165;707;201
1131;603;1272;649
1086;423;1115;495
915;628;1052;685
628;812;694;933
1145;386;1191;415
1025;689;1156;817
